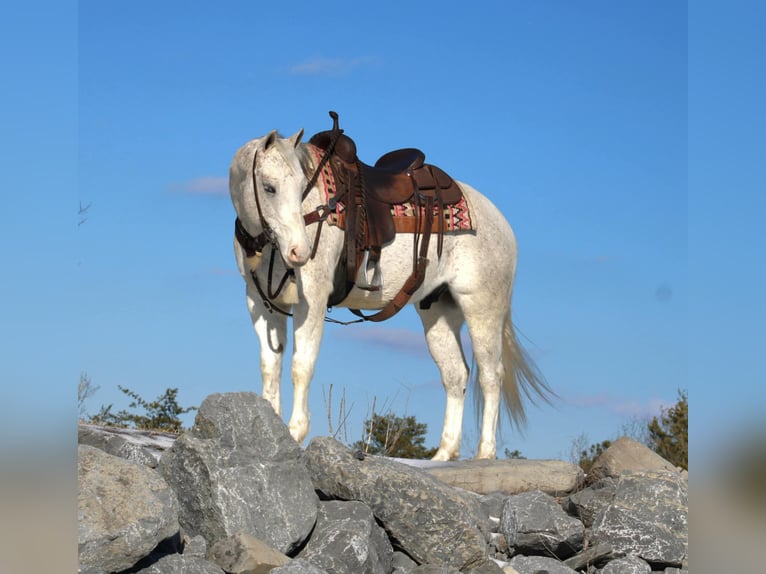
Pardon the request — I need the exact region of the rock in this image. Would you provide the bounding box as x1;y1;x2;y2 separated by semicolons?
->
158;392;318;554
487;532;508;557
591;471;687;566
422;458;584;495
600;555;651;574
297;500;393;574
208;532;290;573
588;437;680;483
564;477;617;527
76;392;691;574
499;490;584;558
78;445;180;574
392;551;418;571
131;554;225;573
508;555;579;574
270;558;329;573
411;565;460;573
477;491;508;528
78;424;161;467
467;559;507;573
562;542;613;571
183;534;208;558
304;436;487;570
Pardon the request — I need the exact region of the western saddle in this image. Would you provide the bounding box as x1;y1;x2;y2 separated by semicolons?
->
309;111;465;322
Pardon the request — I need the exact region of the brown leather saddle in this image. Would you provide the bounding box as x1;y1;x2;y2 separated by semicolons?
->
309;112;463;319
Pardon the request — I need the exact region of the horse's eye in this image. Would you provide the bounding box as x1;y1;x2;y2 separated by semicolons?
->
263;183;276;195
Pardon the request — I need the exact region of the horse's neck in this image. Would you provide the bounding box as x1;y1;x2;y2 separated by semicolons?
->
297;142;344;273
298;143;325;212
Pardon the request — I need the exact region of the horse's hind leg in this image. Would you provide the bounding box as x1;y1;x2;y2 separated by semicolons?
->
417;293;469;461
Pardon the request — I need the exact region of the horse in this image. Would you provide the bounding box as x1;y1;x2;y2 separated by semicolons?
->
229;125;553;460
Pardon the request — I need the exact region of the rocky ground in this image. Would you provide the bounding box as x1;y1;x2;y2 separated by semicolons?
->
78;392;688;574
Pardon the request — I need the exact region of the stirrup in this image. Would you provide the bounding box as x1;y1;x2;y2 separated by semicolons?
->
355;249;383;291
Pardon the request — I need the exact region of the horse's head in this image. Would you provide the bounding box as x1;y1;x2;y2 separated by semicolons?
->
230;128;310;268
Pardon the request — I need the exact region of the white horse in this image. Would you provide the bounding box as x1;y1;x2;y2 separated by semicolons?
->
229;128;552;460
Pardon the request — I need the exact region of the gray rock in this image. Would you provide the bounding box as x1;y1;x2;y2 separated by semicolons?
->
78;423;178;466
499;490;584;558
588;437;680;483
208;532;290;573
477;491;508;529
509;555;579;574
411;565;460;573
562;542;613;571
304;437;487;570
591;471;687;566
564;478;618;527
423;458;584;495
78;425;160;467
600;555;651;574
298;500;393;574
392;550;418;572
271;558;329;573
467;559;506;573
158;392;318;553
132;554;225;573
78;445;180;573
182;534;208;558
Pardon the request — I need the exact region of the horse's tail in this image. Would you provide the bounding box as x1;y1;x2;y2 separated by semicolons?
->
498;310;556;430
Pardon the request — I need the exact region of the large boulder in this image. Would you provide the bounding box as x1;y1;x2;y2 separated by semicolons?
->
78;424;161;468
591;470;688;566
298;500;393;574
421;459;584;495
587;437;680;483
499;490;584;558
563;477;618;527
158;392;318;553
78;445;180;573
304;437;487;570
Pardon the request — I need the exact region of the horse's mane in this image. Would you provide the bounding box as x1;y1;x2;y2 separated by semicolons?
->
294;142;316;176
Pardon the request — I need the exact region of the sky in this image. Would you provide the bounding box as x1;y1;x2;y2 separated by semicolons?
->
2;0;759;466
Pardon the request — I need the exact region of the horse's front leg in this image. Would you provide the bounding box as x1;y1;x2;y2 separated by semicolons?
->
247;291;288;415
287;295;328;443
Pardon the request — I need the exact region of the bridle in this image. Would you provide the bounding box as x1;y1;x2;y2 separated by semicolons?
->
234;132;342;318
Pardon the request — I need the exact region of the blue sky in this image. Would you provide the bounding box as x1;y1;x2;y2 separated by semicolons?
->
4;1;697;461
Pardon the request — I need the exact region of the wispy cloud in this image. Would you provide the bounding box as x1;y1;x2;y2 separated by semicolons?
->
612;398;667;419
169;176;228;196
565;392;665;419
290;56;378;76
334;327;429;357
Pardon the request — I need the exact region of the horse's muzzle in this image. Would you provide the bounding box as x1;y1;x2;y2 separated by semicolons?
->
285;243;311;267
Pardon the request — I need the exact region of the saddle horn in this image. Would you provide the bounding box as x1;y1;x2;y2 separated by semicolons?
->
329;110;340;131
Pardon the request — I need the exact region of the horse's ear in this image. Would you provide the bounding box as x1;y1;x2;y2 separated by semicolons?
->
263;129;279;150
288;128;304;148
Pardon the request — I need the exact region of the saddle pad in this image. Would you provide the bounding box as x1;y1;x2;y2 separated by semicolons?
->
309;145;474;234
